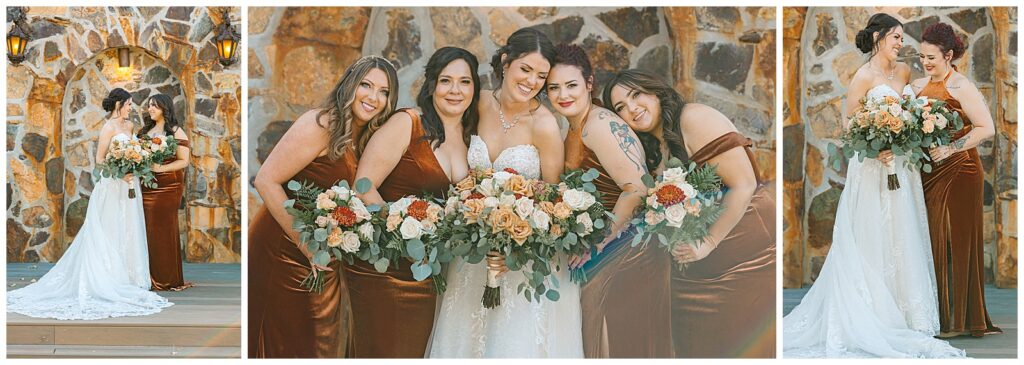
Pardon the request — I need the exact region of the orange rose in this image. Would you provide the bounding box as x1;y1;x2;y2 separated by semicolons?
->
538;201;556;216
549;224;563;237
489;208;517;234
508;217;533;245
552;202;572;220
504;174;533;197
462;199;486;224
455;176;476;193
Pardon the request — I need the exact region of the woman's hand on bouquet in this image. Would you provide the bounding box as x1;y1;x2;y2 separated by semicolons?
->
876;150;894;166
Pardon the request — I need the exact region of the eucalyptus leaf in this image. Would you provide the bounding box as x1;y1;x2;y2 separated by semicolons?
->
355;178;373;194
373;258;390;272
287;180;302;191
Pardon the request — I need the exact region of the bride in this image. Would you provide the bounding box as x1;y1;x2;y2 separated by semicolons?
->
7;88;172;320
427;28;581;357
782;13;964;358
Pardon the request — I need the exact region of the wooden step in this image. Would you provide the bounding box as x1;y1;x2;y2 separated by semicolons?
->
7;263;240;357
7;344;240;358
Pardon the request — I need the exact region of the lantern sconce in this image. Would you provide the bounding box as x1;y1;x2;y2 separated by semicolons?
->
6;7;32;66
117;47;130;69
213;8;239;67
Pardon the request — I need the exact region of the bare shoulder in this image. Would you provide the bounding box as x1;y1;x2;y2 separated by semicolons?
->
679;103;738;144
173;126;189;141
378;109;414;132
529;102;559;135
910;76;930;91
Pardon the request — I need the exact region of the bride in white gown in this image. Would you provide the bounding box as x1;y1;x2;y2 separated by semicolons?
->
428;27;582;358
783;14;964;358
7;89;172;320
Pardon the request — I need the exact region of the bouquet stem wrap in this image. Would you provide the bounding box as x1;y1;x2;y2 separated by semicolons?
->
482;252;503;308
128;187;136;199
886;163;900;190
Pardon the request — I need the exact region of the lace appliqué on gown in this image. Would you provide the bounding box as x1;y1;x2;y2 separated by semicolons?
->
427;135;583;358
782;85;964;358
6;133;172;321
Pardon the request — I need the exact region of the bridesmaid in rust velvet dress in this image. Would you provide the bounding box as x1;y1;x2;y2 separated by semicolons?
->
140;94;193;291
548;44;673;358
249;56;399;358
606;69;776;358
912;22;1000;338
349;47;479;358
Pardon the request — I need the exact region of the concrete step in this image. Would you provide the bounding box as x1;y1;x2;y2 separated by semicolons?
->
7;344;240;358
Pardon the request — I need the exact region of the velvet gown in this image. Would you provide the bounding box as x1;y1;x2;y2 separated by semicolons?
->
565;122;674;358
919;72;1000;336
671;132;776;358
142;137;190;291
248;130;359;358
341;108;452;358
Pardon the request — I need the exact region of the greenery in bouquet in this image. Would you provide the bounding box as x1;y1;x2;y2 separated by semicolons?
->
535;168;612;284
95;138;157;197
380;194;449;294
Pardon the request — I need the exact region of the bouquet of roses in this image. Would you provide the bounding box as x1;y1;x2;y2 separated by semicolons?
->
445;168;564;308
284;178;378;293
380;194;449;294
140;134;179;166
95;138;157;198
632;158;725;270
901;95;965;171
827;94;926;190
532;168;611;284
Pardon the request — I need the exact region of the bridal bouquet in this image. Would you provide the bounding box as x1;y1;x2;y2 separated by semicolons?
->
446;168;564;308
284;178;378;293
631;158;725;270
380;195;449;294
533;168;611;284
96;138;157;198
828;94;934;190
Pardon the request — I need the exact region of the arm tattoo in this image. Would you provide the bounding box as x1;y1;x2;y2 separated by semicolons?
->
951;135;968;151
607;119;646;173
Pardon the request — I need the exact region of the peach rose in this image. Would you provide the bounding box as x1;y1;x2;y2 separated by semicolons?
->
922;117;935;134
552;202;572;220
508;217;533;245
550;224;563;237
455;176;476;193
505;175;533;197
386;213;402;232
462;199;486;224
489;208;517;234
538;201;556;216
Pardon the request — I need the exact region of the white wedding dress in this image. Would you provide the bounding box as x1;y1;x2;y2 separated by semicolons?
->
427;135;584;358
783;85;965;358
7;133;172;320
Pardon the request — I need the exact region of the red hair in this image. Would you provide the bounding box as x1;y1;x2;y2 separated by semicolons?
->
922;22;966;61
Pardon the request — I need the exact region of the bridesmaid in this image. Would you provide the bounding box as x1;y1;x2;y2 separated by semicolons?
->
605;69;776;358
140;94;192;291
547;44;672;358
480;27;563;183
912;22;1000;338
249;56;399;358
349;47;479;358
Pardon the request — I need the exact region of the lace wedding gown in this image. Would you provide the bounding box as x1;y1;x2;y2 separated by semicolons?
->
783;85;965;358
427;135;584;358
7;133;172;320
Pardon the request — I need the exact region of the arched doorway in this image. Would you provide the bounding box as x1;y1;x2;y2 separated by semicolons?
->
59;46;189;251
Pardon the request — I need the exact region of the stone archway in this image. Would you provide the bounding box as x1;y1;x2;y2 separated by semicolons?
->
60;46;189;249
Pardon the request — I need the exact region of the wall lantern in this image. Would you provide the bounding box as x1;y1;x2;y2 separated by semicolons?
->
213;8;239;67
6;7;31;66
118;47;130;69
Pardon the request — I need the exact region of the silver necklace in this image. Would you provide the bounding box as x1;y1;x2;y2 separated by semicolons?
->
872;60;896;81
495;90;523;134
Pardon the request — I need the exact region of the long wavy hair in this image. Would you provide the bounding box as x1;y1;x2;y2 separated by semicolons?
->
417;47;481;149
316;56;399;160
138;94;180;137
601;69;688;172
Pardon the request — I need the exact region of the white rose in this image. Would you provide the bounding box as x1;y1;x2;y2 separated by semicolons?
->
563;189;595;211
676;182;697;200
349;199;372;221
325;190;337;199
532;209;550;231
420;219;436;235
339;231;361;253
399;216;424;240
390;197;412;214
499;194;516;208
478;178;496;197
483;197;499;208
315;215;330;228
358;222;375;241
331;186;351;201
492;171;512;186
316;194;338;210
445;196;460;215
576;212;594;236
935;113;948;129
514;197;534;219
664;204;687;228
646;194;661;209
662;167;687;184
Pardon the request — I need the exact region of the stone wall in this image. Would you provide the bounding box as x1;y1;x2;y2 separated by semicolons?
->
783;7;1017;288
248;6;776;218
6;7;242;264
